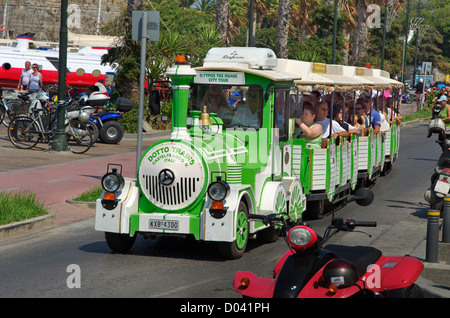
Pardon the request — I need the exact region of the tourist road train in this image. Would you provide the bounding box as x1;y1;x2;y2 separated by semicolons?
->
94;47;402;259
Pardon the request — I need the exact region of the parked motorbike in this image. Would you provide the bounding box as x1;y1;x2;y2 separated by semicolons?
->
401;92;413;104
233;188;425;298
65;103;99;144
78;85;132;144
424;103;450;212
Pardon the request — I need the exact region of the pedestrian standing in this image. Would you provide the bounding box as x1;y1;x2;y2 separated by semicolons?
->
27;63;43;92
17;61;32;90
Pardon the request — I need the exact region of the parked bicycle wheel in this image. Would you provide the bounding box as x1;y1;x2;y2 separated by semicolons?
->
8;116;41;149
0;104;5;126
1;100;27;127
66;118;93;154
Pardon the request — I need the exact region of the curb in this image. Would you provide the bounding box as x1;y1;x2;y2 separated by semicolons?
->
400;118;430;127
65;198;96;210
0;213;55;243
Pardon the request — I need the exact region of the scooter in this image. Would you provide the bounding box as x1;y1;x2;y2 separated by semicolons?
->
234;188;425;298
78;84;132;144
424;103;450;212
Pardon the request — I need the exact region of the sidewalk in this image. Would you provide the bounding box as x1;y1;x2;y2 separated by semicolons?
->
0;129;170;227
0;116;449;297
397;101;450;297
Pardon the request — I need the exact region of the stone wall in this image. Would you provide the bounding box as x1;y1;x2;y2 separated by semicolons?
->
0;0;126;41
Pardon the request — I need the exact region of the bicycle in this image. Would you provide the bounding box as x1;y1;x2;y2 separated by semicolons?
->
7;100;93;154
0;88;30;127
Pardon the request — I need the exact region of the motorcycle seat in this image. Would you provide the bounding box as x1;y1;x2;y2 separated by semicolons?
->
324;244;382;277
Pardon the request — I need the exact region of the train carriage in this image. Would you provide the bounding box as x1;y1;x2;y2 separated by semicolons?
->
94;47;402;259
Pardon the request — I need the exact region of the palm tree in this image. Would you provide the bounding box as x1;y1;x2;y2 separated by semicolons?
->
194;0;216;13
291;0;321;43
277;0;291;58
216;0;231;46
179;0;195;8
349;0;408;65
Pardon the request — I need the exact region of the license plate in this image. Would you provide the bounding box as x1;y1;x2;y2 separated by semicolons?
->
435;177;450;194
148;219;179;231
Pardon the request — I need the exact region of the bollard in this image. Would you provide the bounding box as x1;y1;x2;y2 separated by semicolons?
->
426;210;440;263
443;196;450;243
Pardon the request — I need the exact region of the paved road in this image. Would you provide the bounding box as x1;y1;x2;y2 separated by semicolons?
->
0;122;448;299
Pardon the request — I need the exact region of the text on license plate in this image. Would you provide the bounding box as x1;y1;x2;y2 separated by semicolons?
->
149;219;179;230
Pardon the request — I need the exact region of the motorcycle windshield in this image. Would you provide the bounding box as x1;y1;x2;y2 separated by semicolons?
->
273;249;335;298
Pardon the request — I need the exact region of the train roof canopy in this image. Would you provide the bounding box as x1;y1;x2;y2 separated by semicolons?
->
196;47;403;90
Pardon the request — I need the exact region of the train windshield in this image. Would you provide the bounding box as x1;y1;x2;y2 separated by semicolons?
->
189;84;263;130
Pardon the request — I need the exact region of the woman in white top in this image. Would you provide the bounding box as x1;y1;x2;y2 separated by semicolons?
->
27;63;43;92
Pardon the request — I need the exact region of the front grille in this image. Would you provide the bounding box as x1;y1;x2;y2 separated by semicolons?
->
142;174;201;208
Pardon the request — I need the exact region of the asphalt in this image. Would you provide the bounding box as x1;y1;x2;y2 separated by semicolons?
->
0;104;449;298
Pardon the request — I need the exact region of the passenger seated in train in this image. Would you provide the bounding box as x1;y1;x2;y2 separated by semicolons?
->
230;87;261;129
333;105;360;136
362;96;381;134
203;85;233;124
316;101;348;139
354;99;370;136
384;94;403;125
292;102;322;149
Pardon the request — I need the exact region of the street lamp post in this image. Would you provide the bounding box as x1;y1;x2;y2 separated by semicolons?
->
51;0;68;151
332;0;338;64
381;0;387;70
412;0;422;88
248;0;255;47
401;0;411;86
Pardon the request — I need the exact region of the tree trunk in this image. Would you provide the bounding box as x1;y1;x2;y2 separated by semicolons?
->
277;0;291;59
351;0;368;65
216;0;231;47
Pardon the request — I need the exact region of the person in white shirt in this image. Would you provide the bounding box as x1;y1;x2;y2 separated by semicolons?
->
333;105;360;136
316;101;348;139
17;61;32;90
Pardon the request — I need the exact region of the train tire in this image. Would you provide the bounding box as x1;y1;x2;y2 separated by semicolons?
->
219;201;248;259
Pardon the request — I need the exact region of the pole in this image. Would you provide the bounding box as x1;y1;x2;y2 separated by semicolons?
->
381;0;387;70
401;0;410;86
51;0;69;151
412;0;421;88
426;210;440;263
248;0;255;47
332;0;338;64
443;196;450;243
136;12;147;172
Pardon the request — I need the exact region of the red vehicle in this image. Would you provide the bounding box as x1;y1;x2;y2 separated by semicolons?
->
234;189;425;298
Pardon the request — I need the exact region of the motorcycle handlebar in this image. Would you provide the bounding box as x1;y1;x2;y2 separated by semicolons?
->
248;213;284;225
353;221;377;227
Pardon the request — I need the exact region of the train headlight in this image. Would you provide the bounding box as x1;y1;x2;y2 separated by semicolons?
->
101;168;124;193
207;179;230;201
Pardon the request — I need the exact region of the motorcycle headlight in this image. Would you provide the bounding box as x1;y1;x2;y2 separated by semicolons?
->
287;226;317;251
207;180;230;201
101;169;124;193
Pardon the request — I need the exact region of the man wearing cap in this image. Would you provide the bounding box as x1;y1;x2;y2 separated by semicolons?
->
437;95;450;126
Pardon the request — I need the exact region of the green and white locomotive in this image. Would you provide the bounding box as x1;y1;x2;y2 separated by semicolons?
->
95;47;402;259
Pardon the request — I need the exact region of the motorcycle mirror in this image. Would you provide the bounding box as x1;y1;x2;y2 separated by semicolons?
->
348;187;374;206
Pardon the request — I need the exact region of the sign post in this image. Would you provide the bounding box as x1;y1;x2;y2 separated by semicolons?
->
132;11;160;172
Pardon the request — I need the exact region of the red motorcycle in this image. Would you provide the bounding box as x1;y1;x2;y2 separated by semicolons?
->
234;189;424;298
